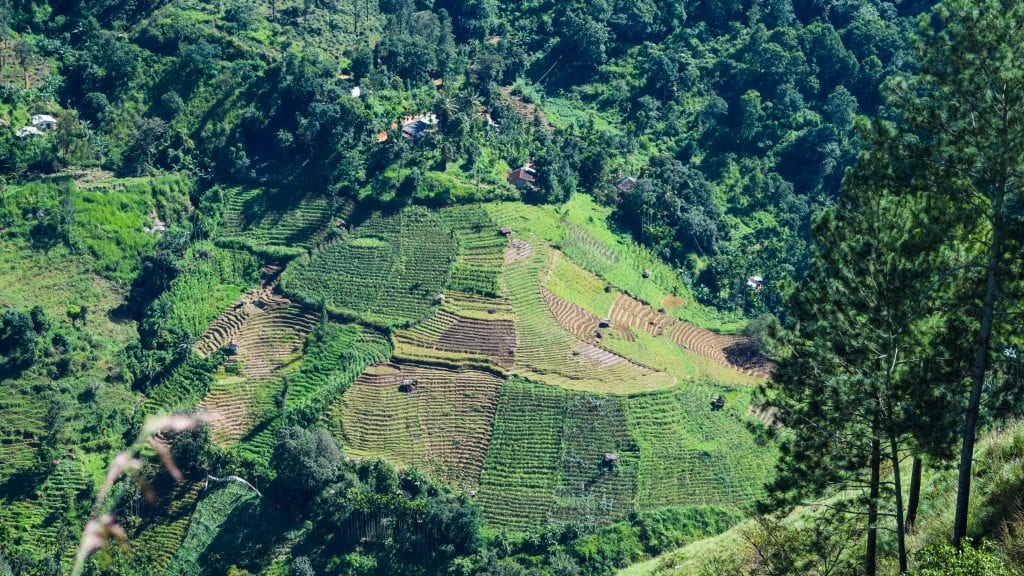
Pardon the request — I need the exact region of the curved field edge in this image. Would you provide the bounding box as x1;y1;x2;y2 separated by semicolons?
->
485;196;746;333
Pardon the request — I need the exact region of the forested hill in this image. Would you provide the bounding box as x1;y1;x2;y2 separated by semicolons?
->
1;0;932;310
9;0;1024;576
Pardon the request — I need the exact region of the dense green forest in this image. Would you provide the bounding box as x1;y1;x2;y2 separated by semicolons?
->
0;0;1022;574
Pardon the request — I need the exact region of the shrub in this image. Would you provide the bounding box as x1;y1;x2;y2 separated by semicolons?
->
911;540;1012;576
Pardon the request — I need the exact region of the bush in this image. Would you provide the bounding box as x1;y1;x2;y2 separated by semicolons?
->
910;540;1012;576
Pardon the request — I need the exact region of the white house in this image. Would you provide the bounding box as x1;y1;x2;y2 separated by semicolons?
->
16;126;42;138
30;114;57;130
350;86;362;98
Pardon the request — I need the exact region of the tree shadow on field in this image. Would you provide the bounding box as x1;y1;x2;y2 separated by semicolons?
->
198;495;288;573
723;340;773;377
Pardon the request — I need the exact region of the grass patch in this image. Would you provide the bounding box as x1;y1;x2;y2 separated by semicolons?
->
486;196;744;332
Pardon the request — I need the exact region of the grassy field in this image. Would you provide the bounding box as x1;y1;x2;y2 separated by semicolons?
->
486;196;747;332
542;251;763;385
504;240;676;394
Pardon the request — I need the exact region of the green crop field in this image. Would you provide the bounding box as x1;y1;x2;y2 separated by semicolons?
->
503;239;675;394
214;186;342;257
487;197;746;332
0;459;91;568
475;378;770;534
281;206;459;327
477;378;570;531
438;205;508;296
623;386;774;512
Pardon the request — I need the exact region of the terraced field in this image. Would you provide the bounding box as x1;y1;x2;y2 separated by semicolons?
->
541;250;772;379
505;238;533;263
477;379;640;530
200;294;318;445
216;186;344;256
438;205;507;296
623;387;774;511
141;356;219;416
487;197;747;331
282;207;458;327
328;363;504;490
130;197;777;548
163;481;279;576
0;459;91;566
504;241;675;393
542;288;603;343
475;378;773;533
132;479;204;573
0;380;46;484
552;394;639;523
394;309;516;367
477;379;568;530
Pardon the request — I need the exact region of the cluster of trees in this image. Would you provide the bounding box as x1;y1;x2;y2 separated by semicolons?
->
0;0;933;315
0;307;47;378
764;0;1024;574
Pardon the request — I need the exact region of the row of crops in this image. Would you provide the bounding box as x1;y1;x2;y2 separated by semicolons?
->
503;239;674;394
281;207;459;327
438;205;507;296
231;322;393;464
131;478;204;574
0;459;91;566
476;379;640;531
0;378;47;485
148;196;774;543
485;197;746;331
474;378;773;533
623;386;775;511
215;186;341;257
327;362;504;492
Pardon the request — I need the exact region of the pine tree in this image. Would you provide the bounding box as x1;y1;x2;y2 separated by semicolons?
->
765;157;959;573
886;0;1024;545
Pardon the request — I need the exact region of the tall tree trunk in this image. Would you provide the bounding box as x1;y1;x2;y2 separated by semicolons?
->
867;414;881;576
952;191;1005;546
906;456;923;533
889;434;908;573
